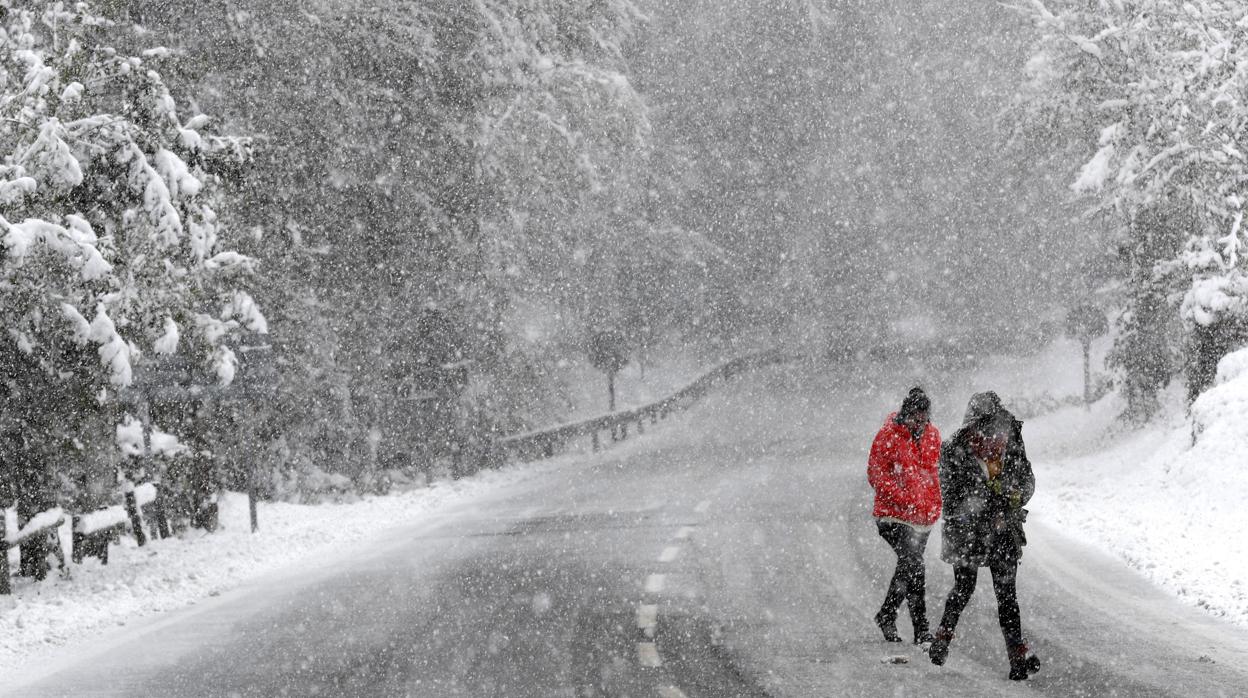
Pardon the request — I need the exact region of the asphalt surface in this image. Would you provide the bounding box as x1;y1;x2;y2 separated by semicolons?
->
10;362;1248;697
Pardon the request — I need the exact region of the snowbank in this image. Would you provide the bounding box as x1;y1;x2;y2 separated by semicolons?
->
1027;347;1248;627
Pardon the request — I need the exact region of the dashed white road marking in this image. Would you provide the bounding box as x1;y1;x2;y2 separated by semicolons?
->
694;500;711;514
638;641;662;667
674;526;695;540
658;687;688;698
644;573;666;594
637;604;658;636
658;546;680;563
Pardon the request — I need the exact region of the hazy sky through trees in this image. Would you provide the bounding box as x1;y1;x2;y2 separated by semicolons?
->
632;0;1099;348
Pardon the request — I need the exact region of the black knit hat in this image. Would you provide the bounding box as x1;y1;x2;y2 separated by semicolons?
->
899;387;931;419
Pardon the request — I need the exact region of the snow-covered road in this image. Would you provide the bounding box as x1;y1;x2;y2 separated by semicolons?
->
6;357;1248;696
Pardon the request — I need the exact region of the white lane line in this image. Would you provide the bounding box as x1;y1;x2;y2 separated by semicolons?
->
674;526;695;540
637;604;658;636
658;546;680;563
658;687;688;698
694;500;711;514
638;641;662;668
644;573;666;594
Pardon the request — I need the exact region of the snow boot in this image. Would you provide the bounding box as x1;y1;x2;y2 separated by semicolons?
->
914;629;935;647
928;627;953;666
874;610;903;643
1007;643;1041;680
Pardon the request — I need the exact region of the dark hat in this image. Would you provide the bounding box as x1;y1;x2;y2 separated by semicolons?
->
899;387;931;419
963;390;1002;426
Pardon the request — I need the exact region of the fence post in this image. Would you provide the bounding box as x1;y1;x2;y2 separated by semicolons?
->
1;514;9;595
123;479;147;547
152;481;171;539
636;418;645;435
620;423;629;441
71;515;84;564
592;431;600;452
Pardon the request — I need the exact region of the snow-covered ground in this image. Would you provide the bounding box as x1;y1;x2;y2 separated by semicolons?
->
3;341;1247;679
0;461;562;677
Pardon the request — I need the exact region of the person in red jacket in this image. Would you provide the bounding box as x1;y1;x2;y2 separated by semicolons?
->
868;387;942;645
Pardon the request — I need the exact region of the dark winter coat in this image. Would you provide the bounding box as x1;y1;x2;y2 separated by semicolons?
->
939;410;1035;568
868;413;942;526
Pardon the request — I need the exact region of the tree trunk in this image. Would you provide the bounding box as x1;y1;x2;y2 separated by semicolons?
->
1082;339;1092;407
14;443;52;580
608;371;617;412
0;515;10;594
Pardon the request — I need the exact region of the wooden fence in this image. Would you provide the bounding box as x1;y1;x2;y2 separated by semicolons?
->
1;481;179;595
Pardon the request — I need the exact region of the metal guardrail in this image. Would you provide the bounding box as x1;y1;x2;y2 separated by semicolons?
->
498;348;786;462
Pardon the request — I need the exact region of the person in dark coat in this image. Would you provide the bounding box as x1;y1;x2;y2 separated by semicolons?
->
867;387;942;645
928;391;1041;680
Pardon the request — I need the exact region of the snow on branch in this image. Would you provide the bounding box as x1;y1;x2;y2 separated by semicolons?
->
123;144;184;246
153;317;180;355
221;291;268;334
19;118;84;190
88;307;134;388
0;215;112;280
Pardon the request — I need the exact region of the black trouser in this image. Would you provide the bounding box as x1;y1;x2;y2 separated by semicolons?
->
938;562;1024;647
876;520;930;633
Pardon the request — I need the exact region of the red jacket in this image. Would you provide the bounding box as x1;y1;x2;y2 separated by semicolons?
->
868;413;942;526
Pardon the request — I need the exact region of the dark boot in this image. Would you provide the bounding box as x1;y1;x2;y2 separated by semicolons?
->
1007;643;1041;680
928;626;953;666
873;610;902;643
914;628;935;646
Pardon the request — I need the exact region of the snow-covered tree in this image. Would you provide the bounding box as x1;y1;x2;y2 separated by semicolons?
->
0;1;258;522
125;0;666;488
1008;0;1248;410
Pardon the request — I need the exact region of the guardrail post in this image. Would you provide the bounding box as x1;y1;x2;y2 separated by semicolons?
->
592;431;600;452
620;423;629;440
1;514;9;595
